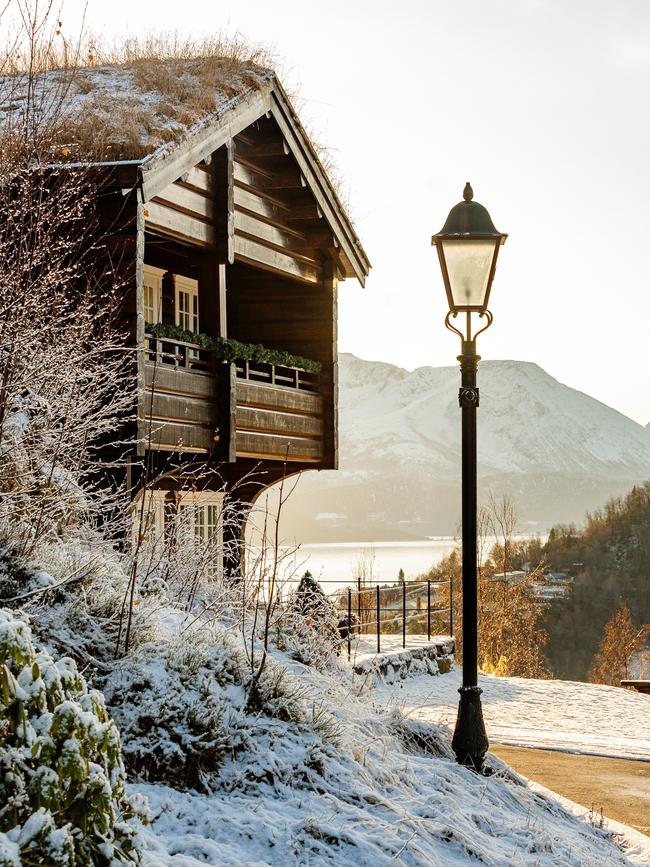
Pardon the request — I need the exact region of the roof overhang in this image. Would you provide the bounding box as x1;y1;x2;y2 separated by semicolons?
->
137;76;370;285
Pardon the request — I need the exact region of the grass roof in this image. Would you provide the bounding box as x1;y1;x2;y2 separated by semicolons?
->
0;36;276;161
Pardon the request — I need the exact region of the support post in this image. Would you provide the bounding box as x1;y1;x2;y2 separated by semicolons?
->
451;341;489;772
402;581;406;649
427;580;431;641
357;577;361;635
450;573;454;637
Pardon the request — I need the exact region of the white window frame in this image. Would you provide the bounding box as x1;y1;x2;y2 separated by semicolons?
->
132;489;225;579
175;274;199;335
143;264;164;325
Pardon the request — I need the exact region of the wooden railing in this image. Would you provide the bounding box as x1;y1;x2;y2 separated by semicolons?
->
144;333;213;374
234;359;320;393
144;334;320;392
142;333;326;461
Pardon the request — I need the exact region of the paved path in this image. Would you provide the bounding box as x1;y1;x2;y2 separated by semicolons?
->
373;668;650;760
491;745;650;837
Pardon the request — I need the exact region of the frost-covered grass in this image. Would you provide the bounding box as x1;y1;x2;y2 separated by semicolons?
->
115;642;645;866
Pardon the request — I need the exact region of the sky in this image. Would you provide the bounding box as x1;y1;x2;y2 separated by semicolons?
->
24;0;650;424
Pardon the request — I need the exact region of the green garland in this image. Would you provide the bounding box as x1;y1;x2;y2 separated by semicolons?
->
145;322;322;373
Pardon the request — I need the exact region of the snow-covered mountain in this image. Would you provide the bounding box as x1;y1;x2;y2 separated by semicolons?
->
281;355;650;540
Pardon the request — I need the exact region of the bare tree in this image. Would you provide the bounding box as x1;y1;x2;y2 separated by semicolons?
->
587;604;649;687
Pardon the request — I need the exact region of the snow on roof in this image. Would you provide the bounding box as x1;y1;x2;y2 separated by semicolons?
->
0;58;274;161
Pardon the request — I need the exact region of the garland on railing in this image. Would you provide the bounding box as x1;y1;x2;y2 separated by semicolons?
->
145;322;322;373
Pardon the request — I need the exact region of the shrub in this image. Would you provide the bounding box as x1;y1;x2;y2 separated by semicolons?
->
284;573;339;667
102;628;309;791
0;608;143;865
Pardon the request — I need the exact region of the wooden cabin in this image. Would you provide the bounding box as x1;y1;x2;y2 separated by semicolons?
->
54;63;371;573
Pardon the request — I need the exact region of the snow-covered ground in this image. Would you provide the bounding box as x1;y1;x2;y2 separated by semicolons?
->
373;666;650;761
131;652;650;866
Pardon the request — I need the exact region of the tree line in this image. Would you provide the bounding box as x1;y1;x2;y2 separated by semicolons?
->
422;486;650;685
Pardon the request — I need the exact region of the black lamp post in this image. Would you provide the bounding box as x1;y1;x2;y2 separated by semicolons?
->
432;182;507;771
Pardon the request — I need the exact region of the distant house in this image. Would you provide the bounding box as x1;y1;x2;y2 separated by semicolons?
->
3;59;370;574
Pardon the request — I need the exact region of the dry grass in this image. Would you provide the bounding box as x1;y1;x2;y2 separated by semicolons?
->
0;6;352;208
1;32;277;160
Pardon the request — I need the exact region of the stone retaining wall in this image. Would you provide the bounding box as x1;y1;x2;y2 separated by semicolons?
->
353;637;455;684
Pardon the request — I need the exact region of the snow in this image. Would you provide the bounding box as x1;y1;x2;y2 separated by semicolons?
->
373;667;650;760
121;651;650;866
0;62;274;160
336;354;650;477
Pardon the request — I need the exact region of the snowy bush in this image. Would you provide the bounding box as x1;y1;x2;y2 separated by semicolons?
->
281;572;340;668
102;627;336;793
0;608;144;865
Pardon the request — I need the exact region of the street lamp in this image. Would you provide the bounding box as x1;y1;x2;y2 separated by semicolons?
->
432;182;507;771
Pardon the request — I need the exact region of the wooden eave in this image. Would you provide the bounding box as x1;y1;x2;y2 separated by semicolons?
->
137;77;370;286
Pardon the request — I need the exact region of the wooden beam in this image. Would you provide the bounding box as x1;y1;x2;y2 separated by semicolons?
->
234;138;290;158
145;201;213;246
214;141;234;264
269;87;369;285
141;90;272;201
234;236;321;283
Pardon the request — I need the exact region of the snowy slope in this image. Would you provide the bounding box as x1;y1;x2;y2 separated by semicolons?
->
338;354;650;478
281;355;650;538
133;654;650;866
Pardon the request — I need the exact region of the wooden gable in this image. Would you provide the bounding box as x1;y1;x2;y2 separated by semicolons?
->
139;78;369;286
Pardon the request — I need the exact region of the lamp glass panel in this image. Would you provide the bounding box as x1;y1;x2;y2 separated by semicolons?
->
441;239;497;309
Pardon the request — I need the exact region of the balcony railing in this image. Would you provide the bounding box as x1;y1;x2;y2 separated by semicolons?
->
144;333;213;374
234;359;320;393
144;333;321;393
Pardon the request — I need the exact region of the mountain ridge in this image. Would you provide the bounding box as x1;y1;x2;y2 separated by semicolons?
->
278;354;650;540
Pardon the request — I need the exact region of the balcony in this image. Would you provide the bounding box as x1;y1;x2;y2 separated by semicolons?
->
142;333;326;462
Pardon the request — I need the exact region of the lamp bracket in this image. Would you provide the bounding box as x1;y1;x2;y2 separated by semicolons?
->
445;309;494;349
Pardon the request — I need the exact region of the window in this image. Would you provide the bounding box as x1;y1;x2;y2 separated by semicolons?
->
133;489;224;579
143;265;164;324
175;275;199;334
177;492;224;578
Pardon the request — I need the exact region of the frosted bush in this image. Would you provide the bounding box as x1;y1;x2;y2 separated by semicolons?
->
281;572;340;669
0;609;144;865
102;628;327;792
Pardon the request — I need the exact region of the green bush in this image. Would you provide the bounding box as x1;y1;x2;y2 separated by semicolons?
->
146;322;322;373
0;608;143;865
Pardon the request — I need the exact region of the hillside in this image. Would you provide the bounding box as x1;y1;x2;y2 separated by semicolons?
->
280;355;650;540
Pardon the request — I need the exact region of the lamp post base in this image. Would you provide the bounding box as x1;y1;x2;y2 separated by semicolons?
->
452;685;489;771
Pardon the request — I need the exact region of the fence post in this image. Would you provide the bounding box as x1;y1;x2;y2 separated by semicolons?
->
402;581;406;649
357;577;362;635
347;588;352;660
376;584;381;654
449;574;454;637
427;580;431;641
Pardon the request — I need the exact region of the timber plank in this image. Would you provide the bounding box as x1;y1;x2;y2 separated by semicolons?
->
145;201;213;246
234;210;308;252
236;405;322;438
152;182;213;222
235;431;322;462
234;235;321;283
143;392;215;426
236;381;322;415
146;419;214;452
144;365;216;400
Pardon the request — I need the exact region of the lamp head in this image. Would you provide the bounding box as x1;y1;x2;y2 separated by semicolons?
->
432;183;507;314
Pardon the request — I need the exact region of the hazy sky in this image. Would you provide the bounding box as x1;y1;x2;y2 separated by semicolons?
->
46;0;650;423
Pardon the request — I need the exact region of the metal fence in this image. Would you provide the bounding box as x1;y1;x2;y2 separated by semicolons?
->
280;577;453;660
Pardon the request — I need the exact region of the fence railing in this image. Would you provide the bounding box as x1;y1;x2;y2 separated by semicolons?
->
278;577;453;660
340;579;452;659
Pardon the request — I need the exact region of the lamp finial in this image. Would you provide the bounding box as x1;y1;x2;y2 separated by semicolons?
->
463;182;473;202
